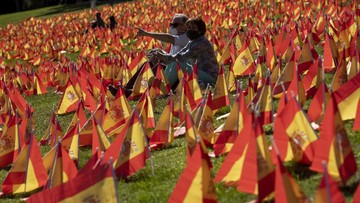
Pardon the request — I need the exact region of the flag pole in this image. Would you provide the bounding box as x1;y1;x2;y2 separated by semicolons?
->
322;161;333;203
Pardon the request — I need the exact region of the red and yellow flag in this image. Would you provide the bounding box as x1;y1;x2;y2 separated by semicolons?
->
310;94;358;183
103;109;148;178
1;135;48;195
168;142;217;203
44;141;78;189
273;96;318;164
150;93;174;146
103;87;131;136
333;73;360;121
56;80;80;115
233;41;256;76
0;113;20;168
91;116;111;156
213;90;249;156
212;65;230;110
26;162;118;203
273;155;308;203
313;165;346;203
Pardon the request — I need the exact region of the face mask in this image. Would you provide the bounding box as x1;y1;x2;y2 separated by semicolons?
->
169;27;177;35
186;30;201;40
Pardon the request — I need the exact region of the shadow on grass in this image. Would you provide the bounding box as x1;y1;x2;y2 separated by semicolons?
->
286;161;318;180
341;179;359;197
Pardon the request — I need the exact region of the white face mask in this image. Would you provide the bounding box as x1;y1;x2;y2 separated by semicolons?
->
169;26;177;35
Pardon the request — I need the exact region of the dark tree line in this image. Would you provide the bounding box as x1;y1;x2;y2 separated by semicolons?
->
0;0;95;15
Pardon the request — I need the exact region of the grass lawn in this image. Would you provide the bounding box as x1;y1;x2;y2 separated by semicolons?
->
0;2;360;203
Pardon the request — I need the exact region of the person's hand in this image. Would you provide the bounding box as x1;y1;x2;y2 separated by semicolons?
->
135;26;147;37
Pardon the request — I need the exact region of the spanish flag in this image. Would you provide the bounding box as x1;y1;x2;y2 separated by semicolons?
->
61;122;80;161
213;90;249;156
273;155;308;203
102;87;131;136
198;91;216;145
103;109;148;178
212;65;230;111
302;58;322;99
353;98;360;131
233;41;256;76
129;62;154;99
1;134;48;195
0;113;20;168
56;80;80;115
307;81;330;124
313;163;346;203
225;64;236;93
135;90;156;137
310;94;358;183
44;141;78;189
91;116;111;156
323;32;337;72
26;161;118;203
333;73;360;121
273;96;318;164
168;142;217;203
39;111;63;146
150;92;174;146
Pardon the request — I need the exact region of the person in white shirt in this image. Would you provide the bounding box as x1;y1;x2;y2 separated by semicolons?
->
112;14;190;96
135;13;189;56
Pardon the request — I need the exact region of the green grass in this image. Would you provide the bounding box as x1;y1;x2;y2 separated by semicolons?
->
0;2;360;203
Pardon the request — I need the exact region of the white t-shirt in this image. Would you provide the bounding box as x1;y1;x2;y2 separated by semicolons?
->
169;33;189;55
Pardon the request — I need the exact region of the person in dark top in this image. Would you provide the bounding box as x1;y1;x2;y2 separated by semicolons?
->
108;15;117;31
90;12;106;30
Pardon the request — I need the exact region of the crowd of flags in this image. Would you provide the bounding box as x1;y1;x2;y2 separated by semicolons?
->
0;0;360;202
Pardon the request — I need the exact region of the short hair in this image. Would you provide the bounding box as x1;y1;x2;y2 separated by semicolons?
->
173;14;188;24
186;17;206;35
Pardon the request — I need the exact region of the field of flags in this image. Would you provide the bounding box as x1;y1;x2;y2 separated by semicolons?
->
0;0;360;202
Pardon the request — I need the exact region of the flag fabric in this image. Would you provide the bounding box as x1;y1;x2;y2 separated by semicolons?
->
253;76;273;126
44;141;78;189
91;116;111;156
65;101;87;135
233;41;256;76
103;109;148;178
103;86;132;136
1;134;48;195
310;94;357;183
168;142;217;203
273;155;308;203
215;113;275;201
302;58;323;99
26;161;118;203
61;122;80;161
184;107;208;157
353;98;360;131
150;93;174;146
212;65;230;110
273;96;318;164
135;90;156;137
225;65;236;93
333;73;360;121
213;90;249;156
313;164;346;203
0;113;20;168
128;62;155;99
40;111;63;146
273;51;295;95
56;80;80;115
307;81;330;124
198;91;216;145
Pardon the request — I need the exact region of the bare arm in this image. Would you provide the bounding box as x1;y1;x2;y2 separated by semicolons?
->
136;27;175;44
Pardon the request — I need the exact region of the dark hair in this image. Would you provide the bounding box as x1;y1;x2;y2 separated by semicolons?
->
186;17;206;35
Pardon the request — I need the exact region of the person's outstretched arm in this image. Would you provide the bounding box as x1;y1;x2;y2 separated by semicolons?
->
136;27;175;44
